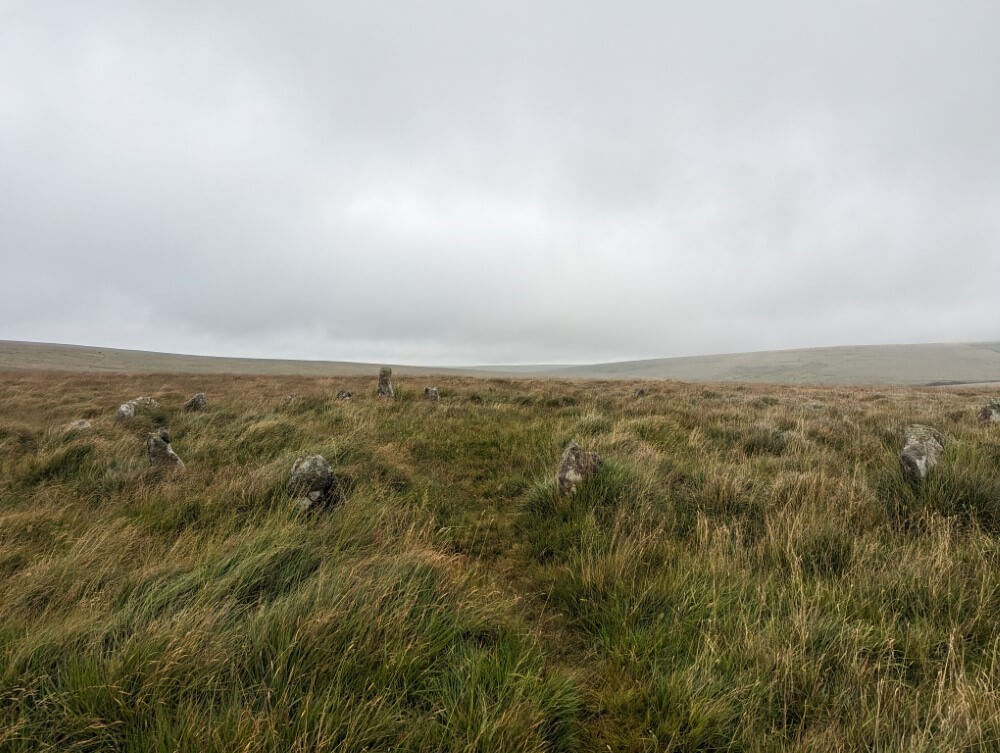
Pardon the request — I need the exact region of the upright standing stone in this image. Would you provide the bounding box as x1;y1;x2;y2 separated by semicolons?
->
146;428;184;469
557;440;602;496
288;455;337;512
978;400;1000;423
899;424;944;485
424;387;440;401
376;367;394;399
633;388;646;398
184;392;207;412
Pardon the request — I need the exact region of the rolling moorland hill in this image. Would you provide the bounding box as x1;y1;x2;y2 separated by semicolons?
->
2;369;1000;751
3;340;1000;385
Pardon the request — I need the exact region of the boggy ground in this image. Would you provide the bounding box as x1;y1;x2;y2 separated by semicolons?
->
1;370;1000;752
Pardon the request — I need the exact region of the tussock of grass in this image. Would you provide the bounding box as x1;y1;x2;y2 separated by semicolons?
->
1;372;1000;750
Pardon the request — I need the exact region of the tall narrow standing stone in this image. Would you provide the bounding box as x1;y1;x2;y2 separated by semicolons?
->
377;367;395;398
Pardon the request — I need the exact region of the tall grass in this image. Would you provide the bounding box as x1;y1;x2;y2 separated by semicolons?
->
1;371;999;751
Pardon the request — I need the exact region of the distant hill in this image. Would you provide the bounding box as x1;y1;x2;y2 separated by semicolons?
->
2;340;999;385
509;342;1000;386
0;341;483;378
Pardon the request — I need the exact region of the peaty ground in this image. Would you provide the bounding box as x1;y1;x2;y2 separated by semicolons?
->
1;371;1000;752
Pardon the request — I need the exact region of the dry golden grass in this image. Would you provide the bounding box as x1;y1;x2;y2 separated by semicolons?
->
2;369;1000;751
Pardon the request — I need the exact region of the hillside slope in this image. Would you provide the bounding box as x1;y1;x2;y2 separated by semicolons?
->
3;340;1000;385
527;342;1000;385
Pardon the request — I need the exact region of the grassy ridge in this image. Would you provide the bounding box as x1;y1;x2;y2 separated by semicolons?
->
1;371;1000;751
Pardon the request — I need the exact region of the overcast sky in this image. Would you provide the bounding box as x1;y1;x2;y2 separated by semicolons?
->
1;1;998;365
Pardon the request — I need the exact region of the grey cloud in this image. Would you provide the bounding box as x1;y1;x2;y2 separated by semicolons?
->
1;0;998;364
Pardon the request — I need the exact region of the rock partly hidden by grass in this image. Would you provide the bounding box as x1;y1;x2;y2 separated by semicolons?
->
1;371;1000;751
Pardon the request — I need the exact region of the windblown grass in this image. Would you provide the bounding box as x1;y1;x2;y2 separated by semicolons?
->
1;371;1000;751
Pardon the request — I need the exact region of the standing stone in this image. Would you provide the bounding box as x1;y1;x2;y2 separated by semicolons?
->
288;454;337;512
557;440;602;496
116;396;159;423
424;387;440;401
336;390;353;400
184;392;207;412
978;400;1000;423
64;419;92;433
633;388;646;398
376;367;395;399
146;428;184;469
899;424;945;485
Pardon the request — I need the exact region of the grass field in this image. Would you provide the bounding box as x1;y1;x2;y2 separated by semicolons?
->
2;369;1000;751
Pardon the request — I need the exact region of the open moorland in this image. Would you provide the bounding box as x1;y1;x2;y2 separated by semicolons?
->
2;370;1000;751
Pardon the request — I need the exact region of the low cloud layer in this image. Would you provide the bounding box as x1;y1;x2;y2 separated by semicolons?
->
2;0;998;364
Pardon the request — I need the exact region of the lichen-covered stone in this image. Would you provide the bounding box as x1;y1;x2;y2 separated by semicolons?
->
376;367;394;399
64;419;92;432
146;428;184;469
424;387;440;401
116;396;159;423
336;390;353;400
899;424;944;485
288;454;337;512
978;400;1000;423
557;440;602;496
184;392;207;412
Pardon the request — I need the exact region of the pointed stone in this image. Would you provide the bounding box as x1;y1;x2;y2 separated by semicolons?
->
146;428;184;469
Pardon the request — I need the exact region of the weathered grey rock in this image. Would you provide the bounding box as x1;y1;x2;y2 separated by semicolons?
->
557;440;602;496
64;419;92;432
116;396;159;423
633;388;646;398
424;387;440;401
288;454;337;512
899;424;945;485
146;428;184;469
376;367;394;399
336;390;353;401
184;392;207;412
978;400;1000;423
